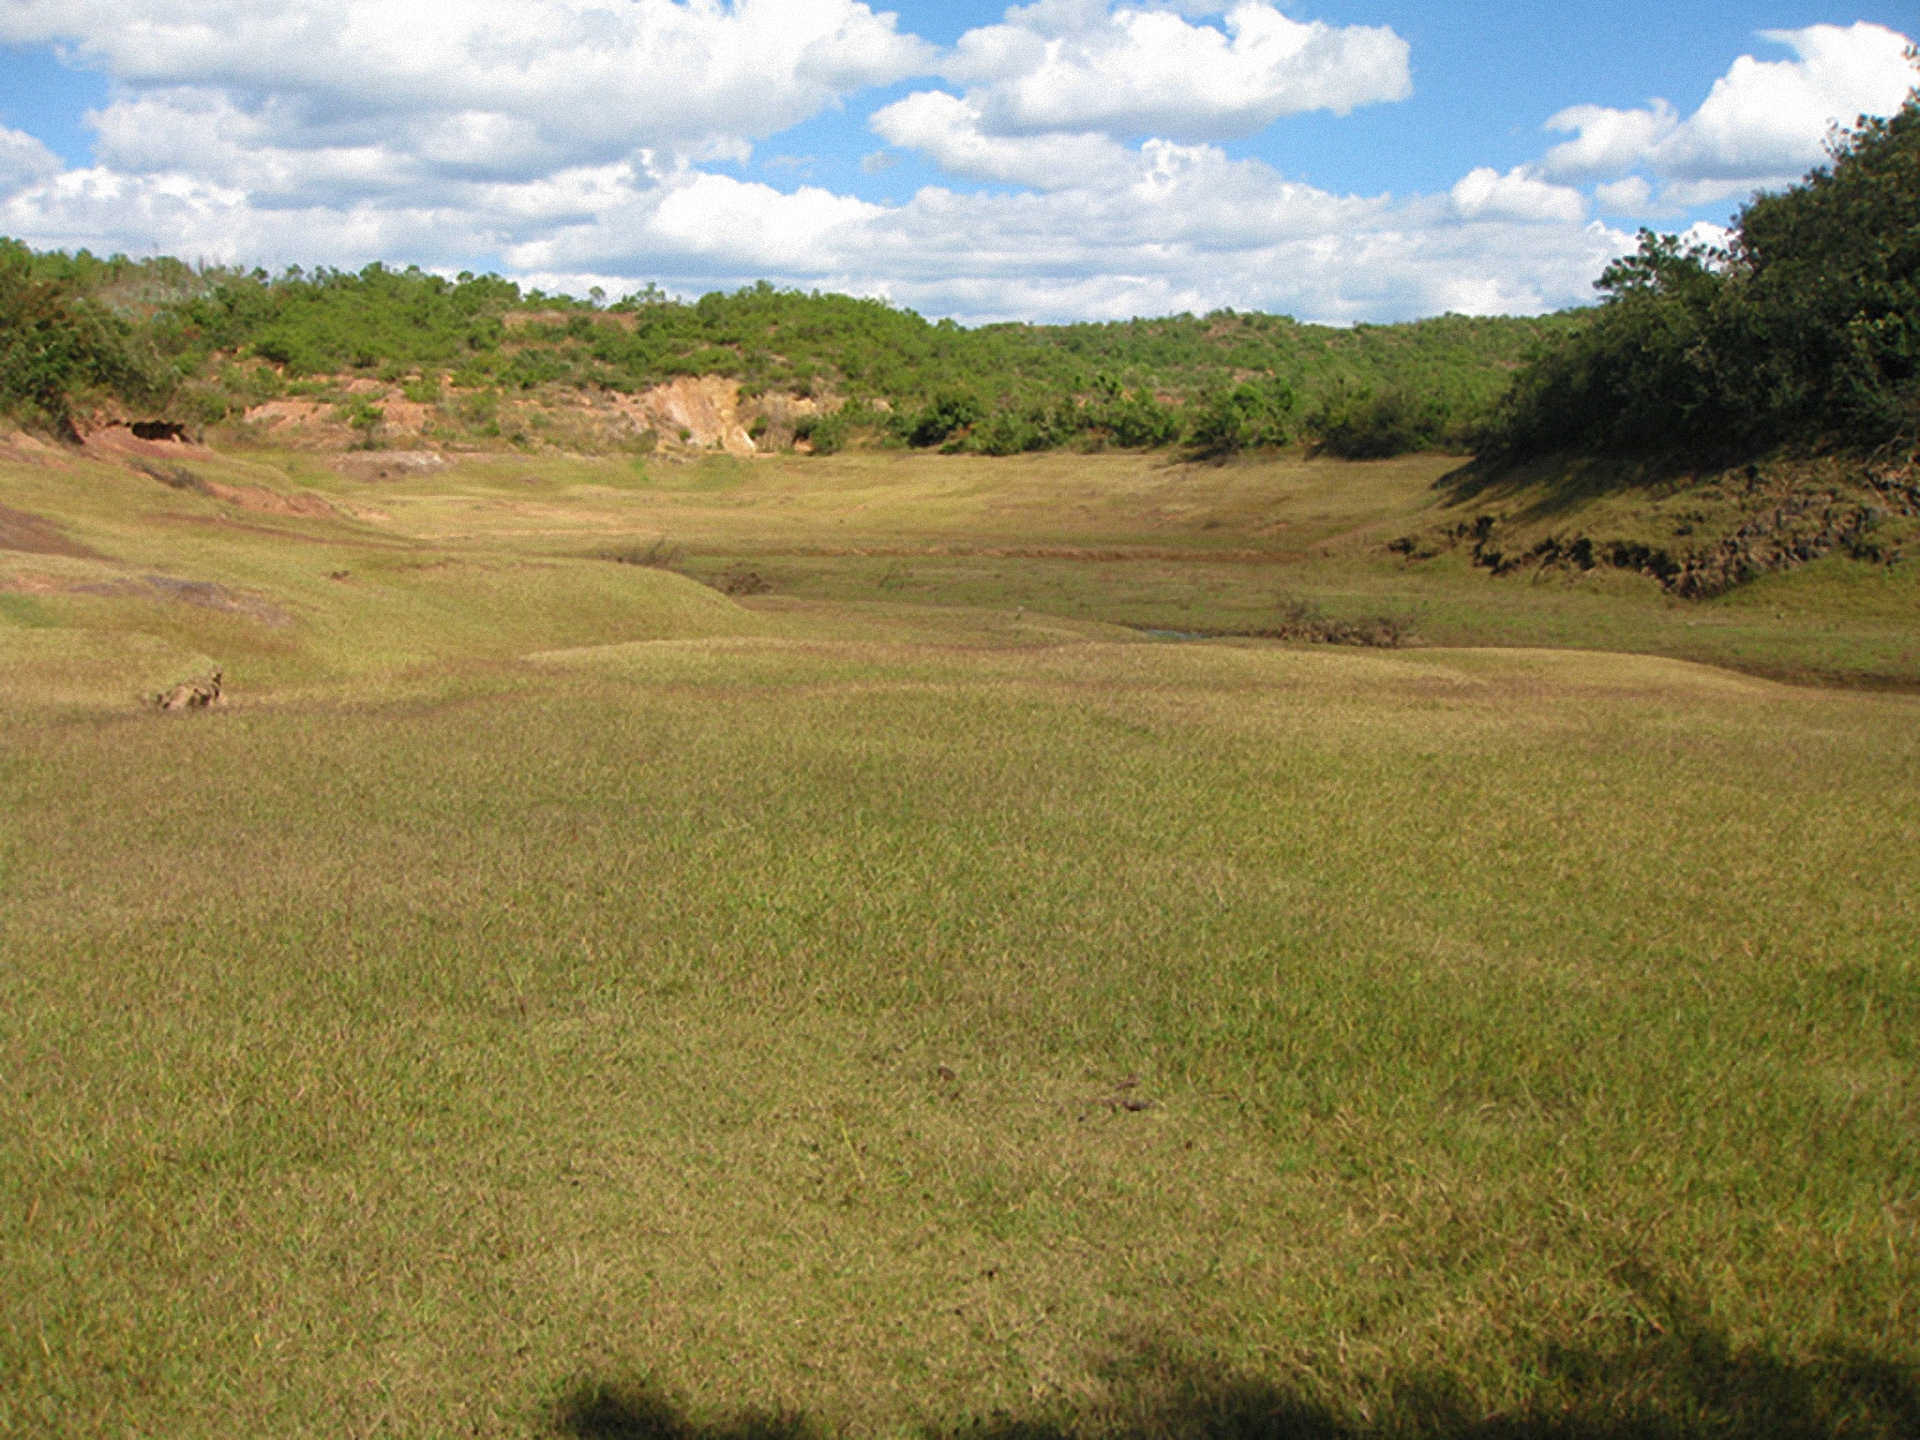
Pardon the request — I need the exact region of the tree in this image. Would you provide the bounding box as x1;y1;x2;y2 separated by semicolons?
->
1485;82;1920;460
0;241;153;436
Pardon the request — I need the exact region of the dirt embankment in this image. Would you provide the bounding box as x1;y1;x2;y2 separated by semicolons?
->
231;374;827;458
1398;452;1920;598
132;460;340;518
244;378;433;446
6;421;339;520
79;421;222;464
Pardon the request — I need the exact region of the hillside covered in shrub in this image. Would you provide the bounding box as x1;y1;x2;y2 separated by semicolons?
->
0;239;1560;458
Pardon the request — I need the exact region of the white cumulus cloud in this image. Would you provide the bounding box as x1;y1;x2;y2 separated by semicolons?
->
7;125;1636;326
941;0;1411;141
1541;23;1916;208
869;91;1133;189
1592;175;1655;217
1542;101;1679;180
1450;166;1587;225
0;125;63;196
0;0;934;176
10;1;1866;325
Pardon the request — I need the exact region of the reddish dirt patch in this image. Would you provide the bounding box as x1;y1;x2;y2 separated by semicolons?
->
201;478;338;518
0;503;104;559
244;399;329;433
132;460;340;518
378;399;433;435
243;391;433;442
0;431;74;468
81;423;218;462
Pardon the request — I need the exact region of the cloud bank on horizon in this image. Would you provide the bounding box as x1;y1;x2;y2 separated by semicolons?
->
0;1;1912;324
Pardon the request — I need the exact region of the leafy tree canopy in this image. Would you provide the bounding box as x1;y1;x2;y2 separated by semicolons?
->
1488;81;1920;461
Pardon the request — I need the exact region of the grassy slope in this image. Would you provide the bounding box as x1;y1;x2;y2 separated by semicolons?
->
2;442;1917;1438
0;443;766;706
226;445;1918;691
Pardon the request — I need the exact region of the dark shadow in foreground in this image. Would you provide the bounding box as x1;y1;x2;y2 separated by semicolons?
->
553;1292;1918;1440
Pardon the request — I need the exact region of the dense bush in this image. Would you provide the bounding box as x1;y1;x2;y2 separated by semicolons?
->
1489;87;1920;460
1306;382;1452;458
176;264;520;375
1;238;1564;454
0;240;162;433
1087;383;1185;448
1734;91;1920;443
903;392;985;448
1188;378;1296;456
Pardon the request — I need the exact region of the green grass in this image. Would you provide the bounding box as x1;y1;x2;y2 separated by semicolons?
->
2;442;1917;1437
265;444;1911;691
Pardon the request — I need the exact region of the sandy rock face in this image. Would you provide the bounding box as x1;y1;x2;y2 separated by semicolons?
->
233;373;780;456
744;391;826;449
614;376;757;456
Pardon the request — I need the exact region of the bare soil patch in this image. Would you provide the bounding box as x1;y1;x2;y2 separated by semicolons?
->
0;503;104;559
81;422;218;463
0;430;71;467
72;573;291;626
202;479;337;518
333;450;450;481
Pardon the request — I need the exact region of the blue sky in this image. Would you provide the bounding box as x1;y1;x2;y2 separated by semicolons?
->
740;2;1920;213
0;44;99;167
0;2;1914;323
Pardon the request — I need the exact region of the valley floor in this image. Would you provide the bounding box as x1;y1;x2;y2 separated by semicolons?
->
2;440;1916;1437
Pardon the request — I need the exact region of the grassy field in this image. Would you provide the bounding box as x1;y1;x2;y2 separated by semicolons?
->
2;439;1917;1438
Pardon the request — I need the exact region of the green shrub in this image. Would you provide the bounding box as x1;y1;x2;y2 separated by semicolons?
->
794;401;888;456
402;374;442;404
903;392;984;448
1307;383;1442;458
1098;389;1185;448
332;395;385;447
968;406;1050;455
457;391;499;428
1188;377;1295;457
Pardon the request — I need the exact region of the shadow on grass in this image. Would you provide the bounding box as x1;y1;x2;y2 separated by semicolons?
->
1432;451;1727;525
552;1285;1918;1440
555;1383;820;1440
